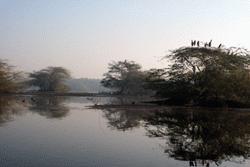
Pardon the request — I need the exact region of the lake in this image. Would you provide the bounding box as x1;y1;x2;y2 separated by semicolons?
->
0;96;250;167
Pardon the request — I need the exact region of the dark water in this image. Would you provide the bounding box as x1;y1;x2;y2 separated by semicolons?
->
0;96;250;167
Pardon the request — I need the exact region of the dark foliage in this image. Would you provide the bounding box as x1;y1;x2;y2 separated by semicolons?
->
146;45;250;107
101;60;150;95
0;60;21;93
28;67;71;92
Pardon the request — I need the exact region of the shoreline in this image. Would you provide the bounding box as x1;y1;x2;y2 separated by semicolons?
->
0;92;101;97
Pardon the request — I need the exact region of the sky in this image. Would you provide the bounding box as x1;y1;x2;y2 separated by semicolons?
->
0;0;250;78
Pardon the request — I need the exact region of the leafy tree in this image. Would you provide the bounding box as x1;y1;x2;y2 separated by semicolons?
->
144;68;169;97
0;60;21;93
101;60;149;95
28;67;71;92
147;44;250;106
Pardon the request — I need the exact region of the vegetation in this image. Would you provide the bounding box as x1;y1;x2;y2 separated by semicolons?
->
28;67;71;92
101;60;150;95
0;60;21;93
146;45;250;107
2;41;250;107
100;43;250;107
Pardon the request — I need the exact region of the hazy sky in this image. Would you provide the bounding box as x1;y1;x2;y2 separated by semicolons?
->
1;0;250;78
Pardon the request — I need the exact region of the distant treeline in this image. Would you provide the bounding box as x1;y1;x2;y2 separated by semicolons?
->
66;78;107;93
1;41;250;107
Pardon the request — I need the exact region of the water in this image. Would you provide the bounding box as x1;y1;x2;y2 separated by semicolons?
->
0;96;250;167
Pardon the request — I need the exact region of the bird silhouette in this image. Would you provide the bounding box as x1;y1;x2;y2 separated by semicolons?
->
191;40;196;46
208;40;212;47
204;43;208;47
197;41;200;47
218;44;222;48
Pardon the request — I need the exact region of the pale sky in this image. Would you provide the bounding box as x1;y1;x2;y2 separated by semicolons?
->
1;0;250;78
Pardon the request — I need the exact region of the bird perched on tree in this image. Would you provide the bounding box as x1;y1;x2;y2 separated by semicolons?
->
204;43;208;47
197;41;200;47
218;44;222;48
208;40;212;47
191;40;196;46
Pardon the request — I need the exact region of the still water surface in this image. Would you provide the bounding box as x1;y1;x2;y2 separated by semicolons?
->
0;96;250;167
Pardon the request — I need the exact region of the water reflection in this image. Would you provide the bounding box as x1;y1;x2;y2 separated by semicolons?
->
29;96;69;119
100;106;250;166
102;106;153;131
0;96;24;125
1;96;250;166
0;96;69;123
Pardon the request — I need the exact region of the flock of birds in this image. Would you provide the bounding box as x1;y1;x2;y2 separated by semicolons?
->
191;40;222;48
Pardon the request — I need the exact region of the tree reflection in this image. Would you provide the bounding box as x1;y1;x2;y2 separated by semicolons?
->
99;106;250;166
145;108;250;166
102;106;153;131
29;96;69;119
0;96;24;125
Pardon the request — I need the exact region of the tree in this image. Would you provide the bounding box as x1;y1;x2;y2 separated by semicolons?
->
101;60;149;95
144;68;169;97
147;44;250;107
0;60;21;93
28;67;71;92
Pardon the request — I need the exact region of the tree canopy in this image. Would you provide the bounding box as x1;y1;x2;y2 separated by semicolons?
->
2;41;250;108
101;60;150;95
146;45;250;107
0;60;21;93
28;67;71;92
